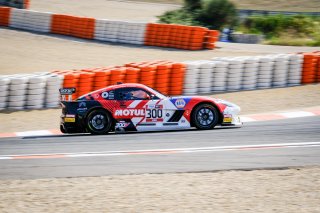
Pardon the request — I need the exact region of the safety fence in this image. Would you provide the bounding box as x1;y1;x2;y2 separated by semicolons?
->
0;6;219;50
0;52;319;110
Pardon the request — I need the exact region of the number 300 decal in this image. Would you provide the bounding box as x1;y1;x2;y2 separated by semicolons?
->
146;109;162;118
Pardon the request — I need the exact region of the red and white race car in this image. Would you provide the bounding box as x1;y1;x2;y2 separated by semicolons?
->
60;83;241;134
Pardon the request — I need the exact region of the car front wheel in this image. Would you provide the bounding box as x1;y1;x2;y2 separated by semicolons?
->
86;109;112;134
192;104;219;130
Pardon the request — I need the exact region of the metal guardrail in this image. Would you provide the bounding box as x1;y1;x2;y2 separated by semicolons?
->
238;9;320;18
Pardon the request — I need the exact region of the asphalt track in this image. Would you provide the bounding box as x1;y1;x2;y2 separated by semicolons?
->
0;116;319;179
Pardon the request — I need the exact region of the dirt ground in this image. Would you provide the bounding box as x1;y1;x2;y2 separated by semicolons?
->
0;166;319;212
1;1;320;212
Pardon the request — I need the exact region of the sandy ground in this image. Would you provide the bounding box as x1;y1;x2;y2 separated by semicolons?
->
1;28;319;75
1;1;320;212
30;0;179;22
0;84;319;133
0;166;319;212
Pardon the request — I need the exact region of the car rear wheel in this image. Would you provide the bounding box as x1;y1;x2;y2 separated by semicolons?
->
86;109;112;134
192;104;219;130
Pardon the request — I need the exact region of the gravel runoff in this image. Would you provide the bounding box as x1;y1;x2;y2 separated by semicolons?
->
0;166;319;212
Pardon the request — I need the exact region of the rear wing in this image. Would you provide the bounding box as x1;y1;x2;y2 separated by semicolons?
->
59;88;76;101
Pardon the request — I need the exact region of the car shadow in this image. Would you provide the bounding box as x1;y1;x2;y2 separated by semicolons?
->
21;126;241;139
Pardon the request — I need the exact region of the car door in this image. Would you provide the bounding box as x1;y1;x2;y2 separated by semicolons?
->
113;87;160;131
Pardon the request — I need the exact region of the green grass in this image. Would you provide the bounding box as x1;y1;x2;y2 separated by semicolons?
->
129;0;320;12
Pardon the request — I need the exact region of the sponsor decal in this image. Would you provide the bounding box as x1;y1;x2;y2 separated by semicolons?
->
166;113;170;117
175;99;186;108
115;109;145;117
146;118;163;122
147;104;163;109
79;102;86;108
101;92;108;99
93;94;100;99
115;121;130;128
109;91;115;99
223;117;232;123
64;117;75;122
66;114;75;118
148;104;155;109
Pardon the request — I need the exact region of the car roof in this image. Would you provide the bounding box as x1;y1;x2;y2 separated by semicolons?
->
105;83;149;91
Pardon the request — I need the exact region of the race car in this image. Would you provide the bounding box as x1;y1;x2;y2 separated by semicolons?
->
59;83;241;134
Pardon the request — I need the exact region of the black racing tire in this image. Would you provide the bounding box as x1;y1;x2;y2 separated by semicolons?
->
192;103;219;130
60;125;66;133
86;109;112;135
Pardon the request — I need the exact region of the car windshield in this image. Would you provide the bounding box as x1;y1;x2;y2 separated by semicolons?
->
146;86;167;99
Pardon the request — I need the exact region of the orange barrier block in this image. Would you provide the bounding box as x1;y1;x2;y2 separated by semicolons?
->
144;23;219;50
301;53;318;84
51;14;95;39
0;7;11;26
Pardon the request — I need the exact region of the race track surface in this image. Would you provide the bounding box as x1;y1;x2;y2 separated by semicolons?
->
0;116;319;179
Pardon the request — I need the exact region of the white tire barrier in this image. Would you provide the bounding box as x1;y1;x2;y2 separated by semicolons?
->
9;9;52;33
94;19;146;45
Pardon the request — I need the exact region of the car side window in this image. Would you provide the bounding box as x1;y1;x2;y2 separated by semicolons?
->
115;88;150;100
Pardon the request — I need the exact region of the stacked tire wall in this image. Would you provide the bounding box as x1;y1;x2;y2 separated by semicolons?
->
182;54;306;95
0;73;63;110
1;52;319;111
0;6;219;50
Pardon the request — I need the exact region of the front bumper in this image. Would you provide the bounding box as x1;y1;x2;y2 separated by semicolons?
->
221;105;242;126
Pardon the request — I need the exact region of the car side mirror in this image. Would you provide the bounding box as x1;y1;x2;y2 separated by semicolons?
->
150;94;156;100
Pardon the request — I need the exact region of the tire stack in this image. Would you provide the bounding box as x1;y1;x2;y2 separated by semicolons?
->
301;53;318;84
9;9;52;33
26;74;47;109
95;20;146;45
7;75;28;110
271;54;290;88
154;62;172;95
224;58;244;91
183;61;201;95
198;61;214;94
110;68;126;85
256;56;274;89
0;76;10;110
92;68;111;91
211;61;228;92
288;54;303;86
45;73;63;108
0;6;11;27
124;67;140;83
137;63;157;88
117;21;146;45
242;57;259;90
169;63;185;96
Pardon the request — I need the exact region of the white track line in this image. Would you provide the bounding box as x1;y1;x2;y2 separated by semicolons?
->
1;141;320;160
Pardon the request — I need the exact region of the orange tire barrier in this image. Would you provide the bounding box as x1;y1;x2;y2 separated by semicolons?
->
144;23;219;50
54;60;186;99
301;53;318;84
51;14;95;39
0;7;11;26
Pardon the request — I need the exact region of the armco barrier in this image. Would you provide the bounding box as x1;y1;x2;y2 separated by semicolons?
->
0;6;219;50
0;52;319;111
